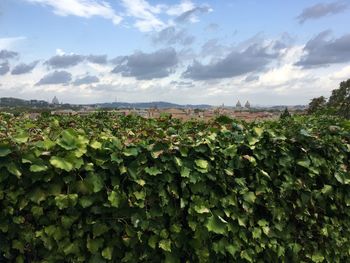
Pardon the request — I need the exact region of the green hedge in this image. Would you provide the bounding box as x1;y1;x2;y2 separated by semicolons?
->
0;114;350;262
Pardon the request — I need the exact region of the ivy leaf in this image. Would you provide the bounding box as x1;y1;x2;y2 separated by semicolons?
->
90;141;102;149
148;235;158;249
195;159;209;170
123;147;138;157
30;164;48;172
50;156;74;172
297;159;310;168
12;131;28;144
226;244;240;257
180;167;190;178
93;223;109;238
247;136;259;146
87;237;104;254
243;192;256;204
63;242;80;255
6;163;22;178
12;240;25;253
205;215;227;234
86;173;104;193
0;145;11;157
159;239;172;252
253;127;264;136
311;253;325;263
79;196;94;208
55;194;78;210
101;246;113;260
241;249;254;262
108;191;121;208
252;228;262;239
29;188;46;204
57;129;88;151
145;167;162;176
194;204;210;214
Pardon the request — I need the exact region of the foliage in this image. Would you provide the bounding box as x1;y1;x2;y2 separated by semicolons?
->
328;79;350;119
280;107;291;119
0;113;349;262
308;79;350;119
308;96;327;114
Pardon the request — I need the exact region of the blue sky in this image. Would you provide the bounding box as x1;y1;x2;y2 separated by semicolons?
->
0;0;350;105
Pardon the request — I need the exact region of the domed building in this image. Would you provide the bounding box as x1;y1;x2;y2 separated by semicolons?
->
236;100;242;108
52;96;59;105
245;100;251;109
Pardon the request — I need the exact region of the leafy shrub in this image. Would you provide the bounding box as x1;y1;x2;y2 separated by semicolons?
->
0;114;349;262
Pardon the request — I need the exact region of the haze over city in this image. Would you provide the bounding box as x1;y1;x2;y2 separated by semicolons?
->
1;0;350;105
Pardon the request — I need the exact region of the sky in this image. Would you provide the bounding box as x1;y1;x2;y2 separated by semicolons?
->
0;0;350;105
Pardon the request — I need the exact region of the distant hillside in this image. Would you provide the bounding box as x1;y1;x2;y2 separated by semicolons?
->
95;101;212;109
0;97;306;111
0;97;49;107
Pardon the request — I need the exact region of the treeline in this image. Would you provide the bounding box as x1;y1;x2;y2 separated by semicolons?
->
308;79;350;119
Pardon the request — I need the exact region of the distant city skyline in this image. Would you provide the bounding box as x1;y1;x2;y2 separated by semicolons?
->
0;0;350;105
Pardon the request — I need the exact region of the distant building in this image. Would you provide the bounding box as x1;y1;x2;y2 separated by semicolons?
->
245;101;251;109
236;100;242;108
52;96;59;105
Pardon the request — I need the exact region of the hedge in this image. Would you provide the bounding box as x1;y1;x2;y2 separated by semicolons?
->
0;114;349;262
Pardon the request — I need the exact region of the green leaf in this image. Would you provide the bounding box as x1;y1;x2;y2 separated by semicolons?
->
180;167;190;177
205;215;227;234
12;240;24;253
123;147;138;157
223;145;237;157
55;194;78;210
195;159;209;170
93;223;109;238
90;141;102;149
226;244;240;257
30;164;48;172
31;206;43;218
252;228;262;239
194;204;210;214
13;131;28;144
297;159;310;168
57;129;88;151
108;191;121;208
321;185;333;195
6;163;22;178
253;127;264;136
243;192;256;204
247;136;259;146
86;173;104;193
87;237;104;254
148;235;158;249
0;145;11;157
101;246;113;260
79;196;94;208
63;241;80;255
174;157;182;167
29;188;46;204
145;167;162;176
50;156;74;172
311;253;325;263
159;239;172;252
241;249;253;262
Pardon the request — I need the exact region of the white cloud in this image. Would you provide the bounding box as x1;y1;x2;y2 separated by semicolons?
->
120;0;166;32
0;37;26;50
26;0;122;25
166;0;195;16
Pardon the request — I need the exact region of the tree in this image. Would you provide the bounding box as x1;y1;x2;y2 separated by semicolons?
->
280;107;291;119
328;79;350;119
308;96;327;114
